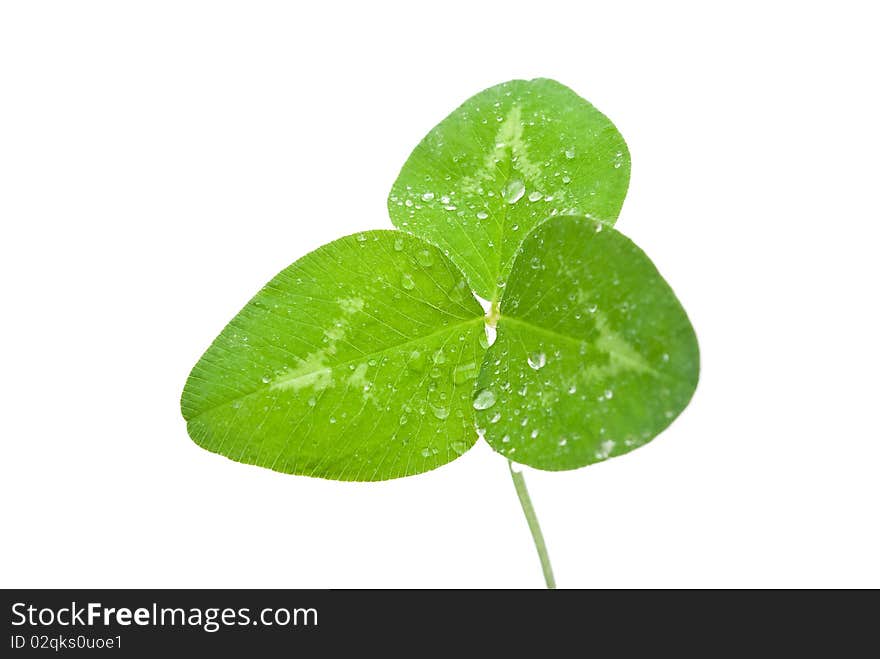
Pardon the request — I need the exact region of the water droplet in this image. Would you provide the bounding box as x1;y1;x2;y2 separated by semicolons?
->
261;375;271;384
527;352;546;370
420;447;432;458
565;147;576;159
408;350;426;373
562;175;571;184
530;429;539;439
329;416;337;424
416;250;434;267
484;324;497;347
529;256;541;269
356;233;367;242
393;238;404;252
490;412;502;423
472;388;497;410
421;192;434;201
595;223;603;233
501;435;511;443
451;440;468;455
231;400;242;409
501;178;525;204
528;190;543;202
432;405;450;420
404;199;413;207
568;385;577;394
399;415;408;426
604;389;614;399
401;273;416;290
558;438;567;446
432;349;446;365
476;211;489;220
662;353;670;362
307;397;317;408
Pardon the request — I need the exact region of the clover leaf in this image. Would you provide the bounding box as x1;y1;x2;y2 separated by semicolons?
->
474;216;699;471
181;231;486;481
181;79;698;588
388;78;630;301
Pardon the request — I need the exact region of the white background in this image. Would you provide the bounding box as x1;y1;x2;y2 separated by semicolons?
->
2;1;878;589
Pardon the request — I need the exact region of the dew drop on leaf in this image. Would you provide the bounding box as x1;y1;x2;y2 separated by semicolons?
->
476;211;489;220
565;147;576;159
527;352;547;370
401;273;416;290
432;405;450;420
421;192;434;201
420;447;432;458
487;321;499;342
472;388;497;410
501;178;525;204
451;440;467;455
393;238;404;252
416;250;434;267
528;191;543;202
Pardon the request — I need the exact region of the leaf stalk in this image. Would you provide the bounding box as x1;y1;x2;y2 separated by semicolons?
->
508;460;556;589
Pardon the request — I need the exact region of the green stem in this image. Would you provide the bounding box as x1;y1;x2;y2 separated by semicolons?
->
508;460;556;589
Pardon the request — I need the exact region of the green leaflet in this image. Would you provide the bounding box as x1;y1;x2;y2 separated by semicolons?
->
181;231;486;481
388;78;630;301
474;216;699;471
